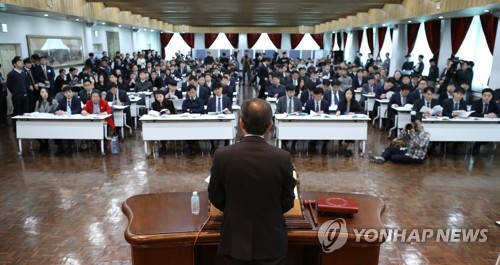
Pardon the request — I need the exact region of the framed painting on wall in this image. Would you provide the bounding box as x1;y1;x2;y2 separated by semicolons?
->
27;35;84;67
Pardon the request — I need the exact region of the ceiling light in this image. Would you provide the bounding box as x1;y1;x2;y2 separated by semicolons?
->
118;25;122;27
382;24;386;27
101;22;105;25
144;29;147;31
132;27;136;29
438;16;444;19
408;20;412;23
44;14;48;17
75;18;79;21
150;30;154;32
484;10;490;13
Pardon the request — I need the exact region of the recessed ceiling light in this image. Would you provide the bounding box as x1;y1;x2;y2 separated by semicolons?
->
101;22;105;25
75;18;79;21
144;29;147;31
150;30;154;32
408;20;412;23
484;10;490;12
118;25;122;27
132;27;136;29
382;24;386;27
438;16;444;19
44;14;48;17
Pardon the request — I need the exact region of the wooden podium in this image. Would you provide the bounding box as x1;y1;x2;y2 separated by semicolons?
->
122;191;385;265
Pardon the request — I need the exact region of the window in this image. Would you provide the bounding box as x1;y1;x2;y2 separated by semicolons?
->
455;15;493;91
163;33;191;60
295;34;320;50
332;33;340;51
344;32;354;63
252;33;278;50
379;28;393;60
410;23;433;77
208;33;235;50
359;29;372;65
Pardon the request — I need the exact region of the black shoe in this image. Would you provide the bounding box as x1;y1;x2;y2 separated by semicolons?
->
159;146;167;155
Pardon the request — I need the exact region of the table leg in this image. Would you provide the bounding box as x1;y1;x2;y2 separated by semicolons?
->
278;139;282;148
101;139;105;156
123;113;133;135
373;108;380;126
388;115;398;138
361;141;366;155
144;141;149;157
18;139;23;156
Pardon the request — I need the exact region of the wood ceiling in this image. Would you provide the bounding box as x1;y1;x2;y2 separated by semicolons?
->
88;0;403;27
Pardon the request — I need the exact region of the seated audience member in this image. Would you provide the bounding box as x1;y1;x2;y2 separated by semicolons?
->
79;80;99;104
151;90;176;155
182;85;205;156
135;71;153;92
109;74;126;91
105;83;130;106
460;81;474;106
494;88;500;105
442;87;467;118
95;74;108;92
266;74;286;98
471;88;499;118
207;82;233;154
335;89;365;157
34;88;58;152
412;87;441;117
275;85;302;153
370;116;430;163
360;75;379;105
409;79;428;102
300;84;315;106
388;84;413;121
165;79;182;99
196;77;210;105
149;71;163;89
304;87;330;154
438;83;455;105
127;73;137;91
81;91;114;132
54;87;82;155
375;77;395;100
54;69;68;93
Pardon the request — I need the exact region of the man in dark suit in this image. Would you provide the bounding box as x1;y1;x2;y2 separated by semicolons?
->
105;84;130;106
266;74;285;98
325;80;344;108
306;70;321;89
208;98;296;265
54;87;82;155
442;87;467;118
352;69;367;89
85;53;95;69
79;80;100;104
165;79;183;100
134;72;153;92
412;87;441;117
471;88;499;154
401;54;414;74
23;58;38;112
182;85;205;155
257;58;271;98
276;85;302;153
388;84;413;121
438;83;455;105
7;57;30;132
204;51;215;65
409;79;428;102
33;56;55;96
196;76;210;105
300;86;314;106
305;87;331;154
460;82;474;106
207;82;233;154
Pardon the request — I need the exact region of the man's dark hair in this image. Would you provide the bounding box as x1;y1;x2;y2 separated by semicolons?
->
62;86;73;92
11;56;22;65
23;58;33;64
313;87;324;95
91;91;101;98
482;88;493;95
83;79;91;85
400;84;411;91
322;79;330;86
367;75;375;80
285;85;295;92
454;87;465;94
418;79;428;85
89;53;94;57
186;84;197;92
168;79;177;86
423;87;435;94
213;80;223;89
385;77;395;84
241;98;272;135
331;80;341;87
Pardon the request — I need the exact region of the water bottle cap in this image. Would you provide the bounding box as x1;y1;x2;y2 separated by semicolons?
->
193;191;198;196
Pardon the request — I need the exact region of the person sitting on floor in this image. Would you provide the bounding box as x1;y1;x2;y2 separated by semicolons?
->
369;116;430;164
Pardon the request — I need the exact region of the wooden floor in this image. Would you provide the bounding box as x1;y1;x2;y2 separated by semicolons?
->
0;85;499;265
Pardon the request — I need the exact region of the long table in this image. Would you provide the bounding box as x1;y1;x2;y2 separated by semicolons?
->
13;113;112;156
140;114;236;156
423;116;500;142
274;114;371;154
122;191;386;265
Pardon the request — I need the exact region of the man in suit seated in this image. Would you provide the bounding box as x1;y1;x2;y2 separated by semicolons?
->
438;83;455;105
352;69;367;90
370;116;430;163
165;79;183;100
306;70;321;89
79;80;100;104
388;84;413;122
360;75;379;106
471;88;500;154
442;87;467;118
275;85;302;153
182;85;205;156
409;79;428;102
135;71;153;92
195;76;210;105
105;83;130;106
54;87;82;155
207;81;233;154
266;74;285;99
304;87;330;154
326;80;344;111
412;87;441;117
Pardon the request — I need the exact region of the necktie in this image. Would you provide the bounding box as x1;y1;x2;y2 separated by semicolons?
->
334;93;339;105
420;92;423;99
67;101;71;110
88;93;91;100
43;65;48;79
369;86;373;93
426;101;430;108
402;96;406;105
315;102;319;112
483;104;489;115
217;97;221;112
288;97;292;114
454;103;459;111
114;94;118;101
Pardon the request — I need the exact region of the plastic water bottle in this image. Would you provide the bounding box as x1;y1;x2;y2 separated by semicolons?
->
67;105;72;117
191;191;200;215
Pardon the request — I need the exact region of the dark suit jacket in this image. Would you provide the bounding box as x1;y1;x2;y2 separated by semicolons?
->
165;90;183;100
181;97;205;113
412;98;440;113
471;99;500;117
304;99;330;114
324;90;344;106
266;84;285;98
79;89;100;104
300;90;314;106
207;95;232;113
208;136;296;260
55;96;82;114
33;65;55;94
135;80;153;92
275;95;302;114
409;89;424;102
353;77;367;88
257;64;270;85
337;99;364;114
388;92;413;119
197;86;210;105
442;98;467;118
105;90;130;105
438;92;454;105
151;100;176;114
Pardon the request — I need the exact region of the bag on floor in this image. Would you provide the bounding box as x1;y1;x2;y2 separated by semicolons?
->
110;135;120;154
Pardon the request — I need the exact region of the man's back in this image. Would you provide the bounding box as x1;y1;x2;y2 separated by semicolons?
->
209;136;295;261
